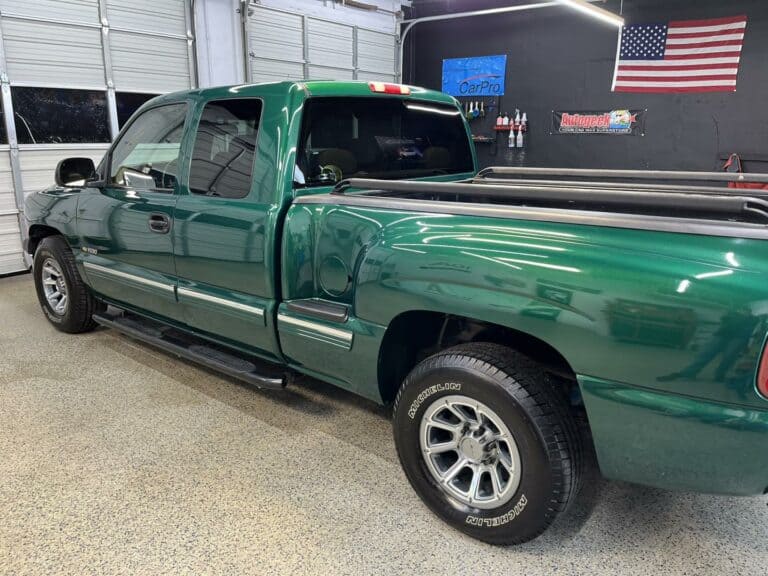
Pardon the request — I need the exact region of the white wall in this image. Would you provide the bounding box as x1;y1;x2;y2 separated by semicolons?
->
195;0;246;87
254;0;402;34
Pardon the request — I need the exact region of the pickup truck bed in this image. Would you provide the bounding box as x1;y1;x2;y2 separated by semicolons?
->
287;167;768;494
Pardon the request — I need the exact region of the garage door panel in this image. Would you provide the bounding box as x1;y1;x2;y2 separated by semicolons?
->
0;151;16;214
0;214;24;275
249;7;304;63
250;59;304;82
110;31;190;92
307;19;352;69
19;147;108;196
2;20;105;87
106;0;187;37
357;29;395;75
356;70;396;83
0;0;99;25
308;65;354;81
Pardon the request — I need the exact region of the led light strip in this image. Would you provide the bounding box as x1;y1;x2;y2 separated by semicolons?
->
559;0;624;27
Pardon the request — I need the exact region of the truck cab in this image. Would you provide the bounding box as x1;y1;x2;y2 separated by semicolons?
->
27;81;474;365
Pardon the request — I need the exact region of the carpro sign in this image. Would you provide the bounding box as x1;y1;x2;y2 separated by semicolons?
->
442;55;507;96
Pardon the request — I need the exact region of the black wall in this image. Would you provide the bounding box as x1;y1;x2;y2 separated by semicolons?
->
405;0;768;171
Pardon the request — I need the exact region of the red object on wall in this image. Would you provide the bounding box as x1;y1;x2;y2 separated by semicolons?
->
723;153;768;190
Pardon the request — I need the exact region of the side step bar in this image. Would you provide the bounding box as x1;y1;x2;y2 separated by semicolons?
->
93;310;287;390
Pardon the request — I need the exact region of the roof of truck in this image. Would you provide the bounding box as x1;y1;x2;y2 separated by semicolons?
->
152;80;458;107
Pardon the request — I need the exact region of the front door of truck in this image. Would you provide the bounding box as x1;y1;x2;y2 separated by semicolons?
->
172;97;278;359
78;102;189;322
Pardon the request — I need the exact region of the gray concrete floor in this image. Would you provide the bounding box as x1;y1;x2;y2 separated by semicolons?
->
1;273;766;576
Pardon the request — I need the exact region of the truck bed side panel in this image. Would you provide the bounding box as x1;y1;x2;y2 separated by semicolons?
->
290;203;768;406
282;201;768;494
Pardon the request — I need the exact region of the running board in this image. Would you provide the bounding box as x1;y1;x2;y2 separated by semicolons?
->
93;310;287;390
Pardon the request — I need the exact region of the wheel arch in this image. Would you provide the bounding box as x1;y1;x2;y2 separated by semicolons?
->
27;224;64;256
377;309;580;405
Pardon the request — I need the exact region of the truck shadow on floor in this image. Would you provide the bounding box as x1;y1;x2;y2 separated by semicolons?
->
103;330;767;551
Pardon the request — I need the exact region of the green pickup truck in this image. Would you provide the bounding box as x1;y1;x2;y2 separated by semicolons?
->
23;80;768;545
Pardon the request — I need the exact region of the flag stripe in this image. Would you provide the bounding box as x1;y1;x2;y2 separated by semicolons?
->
617;74;737;82
668;15;747;28
617;68;737;77
666;22;746;35
614;86;737;93
665;39;743;49
618;57;740;66
664;45;743;56
667;22;747;37
667;30;744;46
618;63;738;72
615;79;736;87
665;51;742;61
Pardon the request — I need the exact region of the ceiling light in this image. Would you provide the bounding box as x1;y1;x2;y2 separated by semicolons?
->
559;0;625;27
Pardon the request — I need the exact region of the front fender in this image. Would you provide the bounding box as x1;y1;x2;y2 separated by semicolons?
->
24;186;84;252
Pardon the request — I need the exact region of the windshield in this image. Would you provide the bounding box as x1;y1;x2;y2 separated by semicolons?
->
295;97;473;187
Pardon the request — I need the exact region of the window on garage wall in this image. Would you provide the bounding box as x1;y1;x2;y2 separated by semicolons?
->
0;98;7;144
11;87;110;145
116;92;160;129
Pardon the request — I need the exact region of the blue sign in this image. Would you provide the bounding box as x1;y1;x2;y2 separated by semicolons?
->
441;55;507;96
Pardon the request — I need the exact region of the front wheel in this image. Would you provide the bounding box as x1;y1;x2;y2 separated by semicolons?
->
33;236;104;333
392;343;582;545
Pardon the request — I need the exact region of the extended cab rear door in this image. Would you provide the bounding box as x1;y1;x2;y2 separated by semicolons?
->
172;97;279;359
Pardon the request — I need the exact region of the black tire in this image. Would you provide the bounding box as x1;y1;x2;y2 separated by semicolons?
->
393;342;582;545
33;236;104;333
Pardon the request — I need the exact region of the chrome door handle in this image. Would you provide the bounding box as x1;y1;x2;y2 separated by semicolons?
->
148;213;171;234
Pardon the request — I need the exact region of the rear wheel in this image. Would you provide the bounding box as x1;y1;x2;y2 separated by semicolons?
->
393;342;582;545
33;236;104;333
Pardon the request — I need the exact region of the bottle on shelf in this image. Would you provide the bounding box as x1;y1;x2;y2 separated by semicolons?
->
473;101;480;119
513;109;521;132
502;112;510;126
508;126;516;148
480;102;485;117
516;127;524;148
521;112;528;132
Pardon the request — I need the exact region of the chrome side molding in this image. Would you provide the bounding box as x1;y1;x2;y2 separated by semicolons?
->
83;261;174;293
277;313;353;350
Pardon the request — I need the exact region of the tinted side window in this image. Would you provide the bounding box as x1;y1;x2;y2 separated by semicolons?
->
188;99;262;199
12;87;109;144
109;103;187;192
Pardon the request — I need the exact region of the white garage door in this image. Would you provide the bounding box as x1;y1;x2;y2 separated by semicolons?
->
246;4;396;84
0;0;196;275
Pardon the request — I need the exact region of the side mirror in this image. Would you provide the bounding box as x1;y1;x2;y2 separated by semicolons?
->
55;157;96;187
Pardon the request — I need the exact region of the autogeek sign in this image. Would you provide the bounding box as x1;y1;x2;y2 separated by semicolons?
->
441;55;507;96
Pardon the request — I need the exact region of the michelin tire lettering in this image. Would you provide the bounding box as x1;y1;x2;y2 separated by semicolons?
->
407;382;462;419
465;494;528;527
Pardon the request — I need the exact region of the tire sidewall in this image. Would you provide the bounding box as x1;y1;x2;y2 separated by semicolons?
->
33;242;73;328
394;363;557;544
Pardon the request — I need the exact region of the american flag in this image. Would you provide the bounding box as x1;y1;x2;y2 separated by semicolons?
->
612;15;747;93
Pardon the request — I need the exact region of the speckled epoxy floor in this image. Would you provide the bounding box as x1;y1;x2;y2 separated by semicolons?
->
1;273;766;576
